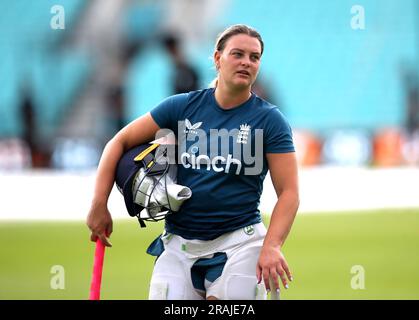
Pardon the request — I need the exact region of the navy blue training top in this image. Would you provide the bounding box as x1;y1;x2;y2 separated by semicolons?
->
150;88;294;240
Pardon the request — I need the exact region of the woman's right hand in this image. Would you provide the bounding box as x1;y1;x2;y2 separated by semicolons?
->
86;201;113;247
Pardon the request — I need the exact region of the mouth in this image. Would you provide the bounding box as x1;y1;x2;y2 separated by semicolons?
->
236;70;251;77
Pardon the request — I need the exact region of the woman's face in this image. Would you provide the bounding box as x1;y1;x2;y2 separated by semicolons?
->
215;34;262;91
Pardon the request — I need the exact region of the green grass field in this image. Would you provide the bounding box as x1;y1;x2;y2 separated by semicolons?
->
1;209;418;300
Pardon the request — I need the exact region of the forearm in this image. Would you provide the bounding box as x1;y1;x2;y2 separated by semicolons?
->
91;137;125;206
90;113;161;206
263;190;299;248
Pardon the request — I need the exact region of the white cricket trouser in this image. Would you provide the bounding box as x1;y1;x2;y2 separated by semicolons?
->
148;222;268;300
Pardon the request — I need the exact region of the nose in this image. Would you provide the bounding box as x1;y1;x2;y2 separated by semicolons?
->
241;58;250;68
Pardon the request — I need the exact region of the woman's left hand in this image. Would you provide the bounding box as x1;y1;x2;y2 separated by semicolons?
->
256;244;293;292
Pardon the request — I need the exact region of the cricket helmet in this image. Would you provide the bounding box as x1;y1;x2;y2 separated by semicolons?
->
115;143;191;227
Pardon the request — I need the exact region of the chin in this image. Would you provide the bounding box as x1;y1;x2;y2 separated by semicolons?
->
232;79;251;90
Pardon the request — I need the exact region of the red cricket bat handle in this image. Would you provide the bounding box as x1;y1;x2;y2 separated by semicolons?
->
89;239;106;300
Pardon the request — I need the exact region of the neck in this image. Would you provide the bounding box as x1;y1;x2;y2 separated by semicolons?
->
214;81;251;109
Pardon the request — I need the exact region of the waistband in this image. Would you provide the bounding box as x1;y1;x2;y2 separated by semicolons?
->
161;222;266;259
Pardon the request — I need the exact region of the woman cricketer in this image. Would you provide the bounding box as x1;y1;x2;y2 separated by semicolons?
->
87;24;299;300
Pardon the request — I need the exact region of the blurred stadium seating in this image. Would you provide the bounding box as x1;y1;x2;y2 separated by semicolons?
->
0;0;418;170
0;0;89;136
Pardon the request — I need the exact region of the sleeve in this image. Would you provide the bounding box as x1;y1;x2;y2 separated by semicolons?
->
264;107;295;153
150;93;188;132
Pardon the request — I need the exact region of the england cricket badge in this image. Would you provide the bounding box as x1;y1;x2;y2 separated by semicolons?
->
244;225;254;235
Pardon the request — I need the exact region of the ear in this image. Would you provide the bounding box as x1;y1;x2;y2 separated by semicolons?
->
214;51;221;70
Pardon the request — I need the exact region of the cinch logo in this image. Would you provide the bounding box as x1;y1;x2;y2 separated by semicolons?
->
180;152;242;175
183;119;202;135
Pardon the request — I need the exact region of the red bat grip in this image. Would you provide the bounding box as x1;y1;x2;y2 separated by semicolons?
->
89;239;106;300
